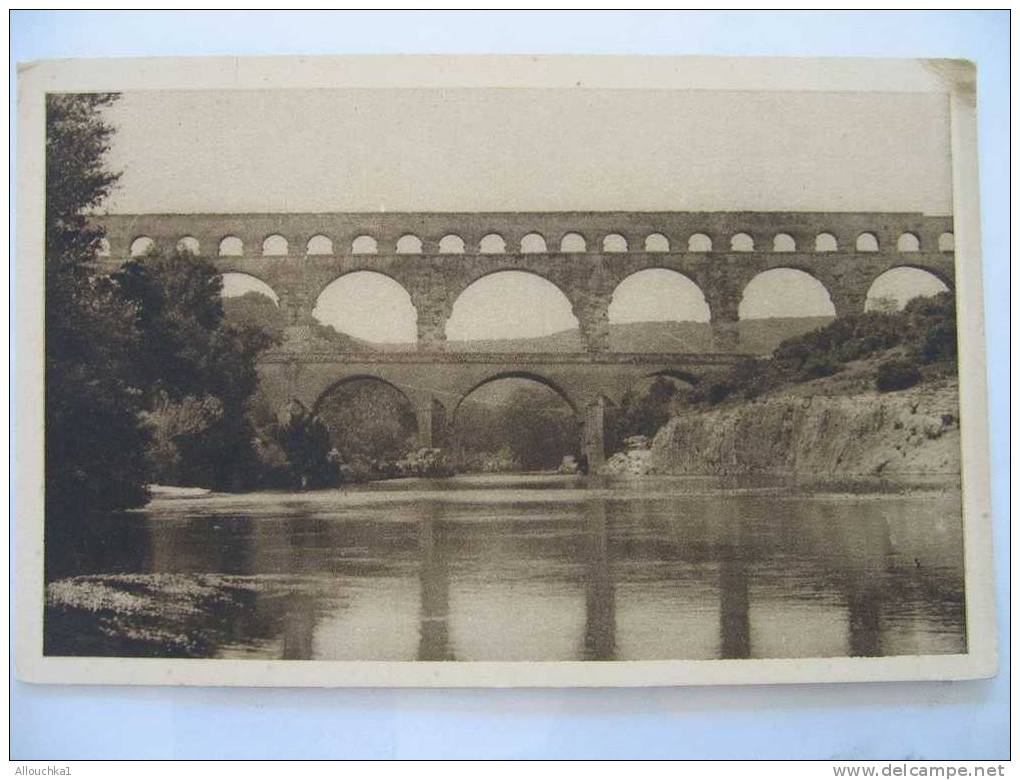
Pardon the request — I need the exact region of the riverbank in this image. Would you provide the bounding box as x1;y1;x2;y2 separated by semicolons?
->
45;573;327;657
650;376;960;480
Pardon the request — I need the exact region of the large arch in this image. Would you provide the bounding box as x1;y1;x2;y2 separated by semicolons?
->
312;375;420;463
646;367;703;386
219;271;280;304
450;372;581;473
865;266;951;312
452;371;579;423
608;269;711;325
738;268;836;319
312;271;418;344
446;270;580;345
311;373;416;417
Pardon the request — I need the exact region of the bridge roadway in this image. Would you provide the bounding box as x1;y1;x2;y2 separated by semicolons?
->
258;347;749;471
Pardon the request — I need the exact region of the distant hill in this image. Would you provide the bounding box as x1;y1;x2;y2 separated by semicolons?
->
221;293;833;357
446;317;835;356
222;292;372;351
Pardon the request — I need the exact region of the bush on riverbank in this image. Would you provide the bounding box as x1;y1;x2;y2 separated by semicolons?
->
337;448;454;482
687;292;957;407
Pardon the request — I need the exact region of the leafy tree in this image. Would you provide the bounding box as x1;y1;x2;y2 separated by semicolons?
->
265;404;336;488
112;251;274;490
904;291;957;364
45;93;152;519
316;380;418;462
222;291;285;343
501;386;578;470
605;376;688;454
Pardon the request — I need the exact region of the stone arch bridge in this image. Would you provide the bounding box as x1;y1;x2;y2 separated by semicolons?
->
94;210;955;470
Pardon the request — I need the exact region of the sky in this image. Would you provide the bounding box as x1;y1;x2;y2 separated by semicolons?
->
101;88;953;338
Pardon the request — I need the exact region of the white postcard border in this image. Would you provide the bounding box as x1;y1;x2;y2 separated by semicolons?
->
14;55;997;687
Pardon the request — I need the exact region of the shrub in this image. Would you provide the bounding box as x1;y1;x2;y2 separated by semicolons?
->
798;354;840;381
875;359;922;392
904;291;957;364
706;381;732;404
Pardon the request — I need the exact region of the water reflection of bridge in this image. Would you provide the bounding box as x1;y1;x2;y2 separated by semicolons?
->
139;491;964;662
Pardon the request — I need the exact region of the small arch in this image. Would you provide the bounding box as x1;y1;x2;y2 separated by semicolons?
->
730;233;754;252
219;272;280;304
645;233;670;252
520;232;547;254
351;235;378;255
176;236;200;255
130;236;155;257
396;234;423;254
479;233;506;254
897;233;920;252
688;233;712;252
560;232;587;253
773;234;796;252
439;234;465;254
865;267;950;312
306;235;333;255
938;232;955;252
815;233;838;252
739;268;836;319
262;234;288;256
856;232;879;252
602;233;628;253
96;238;111;257
219;236;244;256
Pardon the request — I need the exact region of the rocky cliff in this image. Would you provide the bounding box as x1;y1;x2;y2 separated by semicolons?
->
650;381;960;479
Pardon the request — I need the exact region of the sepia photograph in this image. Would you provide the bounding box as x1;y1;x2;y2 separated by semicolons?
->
15;54;995;687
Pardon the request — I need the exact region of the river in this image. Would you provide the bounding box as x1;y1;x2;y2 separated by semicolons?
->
44;474;967;661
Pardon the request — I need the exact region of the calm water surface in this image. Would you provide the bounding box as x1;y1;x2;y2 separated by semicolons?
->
47;475;967;660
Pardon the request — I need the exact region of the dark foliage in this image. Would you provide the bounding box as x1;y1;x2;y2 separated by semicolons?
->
605;376;689;454
452;383;578;472
45;93;120;273
502;387;579;471
316;380;418;462
221;291;285;343
773;311;905;371
903;291;958;364
45;92;153;522
262;405;337;489
875;359;923;392
113;252;275;491
689;293;958;408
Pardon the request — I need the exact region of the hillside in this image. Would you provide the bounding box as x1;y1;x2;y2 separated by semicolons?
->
651;373;960;479
641;293;961;480
445;318;833;355
222;292;830;356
